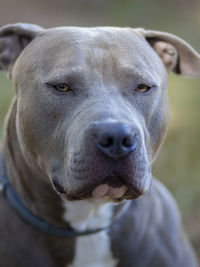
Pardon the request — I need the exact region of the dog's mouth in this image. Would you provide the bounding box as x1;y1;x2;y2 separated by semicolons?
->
92;174;128;199
65;173;143;201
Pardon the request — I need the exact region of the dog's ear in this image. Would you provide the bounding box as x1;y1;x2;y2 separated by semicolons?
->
0;23;44;75
137;29;200;78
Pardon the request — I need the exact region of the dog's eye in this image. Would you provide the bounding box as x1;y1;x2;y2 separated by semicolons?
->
135;84;151;93
54;83;70;92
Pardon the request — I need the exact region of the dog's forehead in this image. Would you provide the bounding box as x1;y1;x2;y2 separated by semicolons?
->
14;26;166;86
29;27;154;63
44;26;143;46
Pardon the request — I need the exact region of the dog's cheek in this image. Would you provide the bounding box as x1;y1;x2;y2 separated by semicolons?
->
15;101;64;170
147;94;170;163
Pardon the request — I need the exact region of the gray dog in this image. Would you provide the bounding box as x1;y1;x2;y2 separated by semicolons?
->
0;23;199;267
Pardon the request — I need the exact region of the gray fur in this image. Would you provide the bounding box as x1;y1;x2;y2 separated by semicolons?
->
0;23;199;266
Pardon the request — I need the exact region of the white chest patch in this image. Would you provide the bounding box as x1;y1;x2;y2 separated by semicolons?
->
63;200;118;267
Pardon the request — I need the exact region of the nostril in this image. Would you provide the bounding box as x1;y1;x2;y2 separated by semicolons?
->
122;135;137;150
98;136;114;148
104;137;113;147
122;136;131;147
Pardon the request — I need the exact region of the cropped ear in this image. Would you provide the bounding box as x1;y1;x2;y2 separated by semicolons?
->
137;29;200;78
0;23;44;75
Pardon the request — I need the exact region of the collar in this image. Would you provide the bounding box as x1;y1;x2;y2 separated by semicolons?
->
0;157;109;237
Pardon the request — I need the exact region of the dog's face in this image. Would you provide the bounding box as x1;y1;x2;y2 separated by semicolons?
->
0;24;199;201
14;27;169;201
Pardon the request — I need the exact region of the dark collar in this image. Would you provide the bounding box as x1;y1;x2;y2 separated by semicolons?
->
0;158;108;237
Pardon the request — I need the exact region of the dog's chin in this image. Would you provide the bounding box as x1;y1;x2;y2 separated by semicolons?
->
64;188;143;202
63;178;148;202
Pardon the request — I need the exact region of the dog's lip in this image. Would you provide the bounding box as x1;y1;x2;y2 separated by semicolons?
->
102;173;124;187
91;174;128;199
65;174;142;200
92;183;127;198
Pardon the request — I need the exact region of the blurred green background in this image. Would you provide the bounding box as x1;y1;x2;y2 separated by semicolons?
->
0;0;200;261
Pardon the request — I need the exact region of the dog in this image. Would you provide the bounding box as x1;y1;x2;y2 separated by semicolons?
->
0;23;199;267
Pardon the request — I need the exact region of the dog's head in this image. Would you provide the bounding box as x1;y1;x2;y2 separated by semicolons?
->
0;23;199;201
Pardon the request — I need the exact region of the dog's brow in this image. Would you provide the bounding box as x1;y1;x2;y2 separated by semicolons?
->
44;67;85;83
121;66;157;84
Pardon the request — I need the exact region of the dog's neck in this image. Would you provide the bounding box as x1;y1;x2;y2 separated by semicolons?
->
1;99;123;231
1;99;69;228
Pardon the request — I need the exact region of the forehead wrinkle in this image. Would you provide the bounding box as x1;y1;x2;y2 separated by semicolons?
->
39;28;162;87
81;38;142;86
83;45;117;85
120;65;159;84
44;66;86;81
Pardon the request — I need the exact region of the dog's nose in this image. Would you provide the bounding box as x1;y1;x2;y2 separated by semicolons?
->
94;122;137;160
